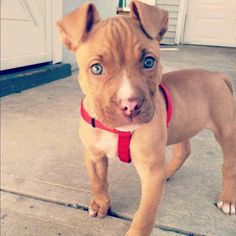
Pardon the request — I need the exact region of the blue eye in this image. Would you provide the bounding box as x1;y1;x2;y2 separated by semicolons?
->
91;63;103;75
143;56;156;69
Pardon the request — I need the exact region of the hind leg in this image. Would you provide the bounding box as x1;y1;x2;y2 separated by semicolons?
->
166;139;191;179
215;121;236;215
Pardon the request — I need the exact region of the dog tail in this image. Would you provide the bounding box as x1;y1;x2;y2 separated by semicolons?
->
217;72;234;95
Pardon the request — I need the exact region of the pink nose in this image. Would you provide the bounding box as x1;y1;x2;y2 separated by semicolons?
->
120;98;143;118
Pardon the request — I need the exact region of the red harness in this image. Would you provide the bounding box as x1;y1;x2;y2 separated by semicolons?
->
80;83;172;163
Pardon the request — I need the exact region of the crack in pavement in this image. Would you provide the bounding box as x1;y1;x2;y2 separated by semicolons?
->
1;188;203;236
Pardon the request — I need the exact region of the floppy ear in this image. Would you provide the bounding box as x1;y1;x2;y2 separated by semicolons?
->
130;0;168;41
57;3;100;51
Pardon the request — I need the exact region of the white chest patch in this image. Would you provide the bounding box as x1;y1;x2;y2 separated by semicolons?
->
116;124;140;132
95;131;118;159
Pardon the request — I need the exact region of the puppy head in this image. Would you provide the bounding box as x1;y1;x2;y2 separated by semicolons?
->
57;0;168;129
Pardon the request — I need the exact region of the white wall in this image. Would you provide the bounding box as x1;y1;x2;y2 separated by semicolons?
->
62;0;117;70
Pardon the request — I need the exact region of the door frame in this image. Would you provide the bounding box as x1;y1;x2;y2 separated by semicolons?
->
175;0;189;44
52;0;63;64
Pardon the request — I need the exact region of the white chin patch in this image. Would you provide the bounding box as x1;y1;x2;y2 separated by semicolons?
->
117;71;134;100
116;124;140;132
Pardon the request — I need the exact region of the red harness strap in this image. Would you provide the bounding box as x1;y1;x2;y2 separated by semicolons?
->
80;83;172;164
117;131;132;163
159;83;172;125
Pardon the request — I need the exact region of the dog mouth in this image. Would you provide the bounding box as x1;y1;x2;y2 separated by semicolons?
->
97;104;154;129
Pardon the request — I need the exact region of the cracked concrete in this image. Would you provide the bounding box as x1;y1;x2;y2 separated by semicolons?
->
1;45;236;236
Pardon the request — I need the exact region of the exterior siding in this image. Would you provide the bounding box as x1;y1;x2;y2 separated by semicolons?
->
156;0;180;45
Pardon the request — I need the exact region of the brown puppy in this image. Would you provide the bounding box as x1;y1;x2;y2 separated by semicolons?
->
57;1;236;235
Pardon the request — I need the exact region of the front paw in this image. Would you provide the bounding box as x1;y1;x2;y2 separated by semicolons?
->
88;197;110;218
217;200;235;215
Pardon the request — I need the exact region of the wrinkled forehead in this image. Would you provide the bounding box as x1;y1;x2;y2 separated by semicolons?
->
78;16;160;64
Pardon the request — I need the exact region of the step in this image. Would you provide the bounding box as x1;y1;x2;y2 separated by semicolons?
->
0;63;71;97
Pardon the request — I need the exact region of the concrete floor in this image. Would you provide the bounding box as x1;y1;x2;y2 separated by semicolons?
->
1;45;236;236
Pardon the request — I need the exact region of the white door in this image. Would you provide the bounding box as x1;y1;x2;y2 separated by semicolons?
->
183;0;236;47
1;0;52;70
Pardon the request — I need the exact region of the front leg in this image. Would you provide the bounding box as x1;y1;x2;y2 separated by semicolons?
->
84;149;110;218
126;121;167;236
127;159;166;236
